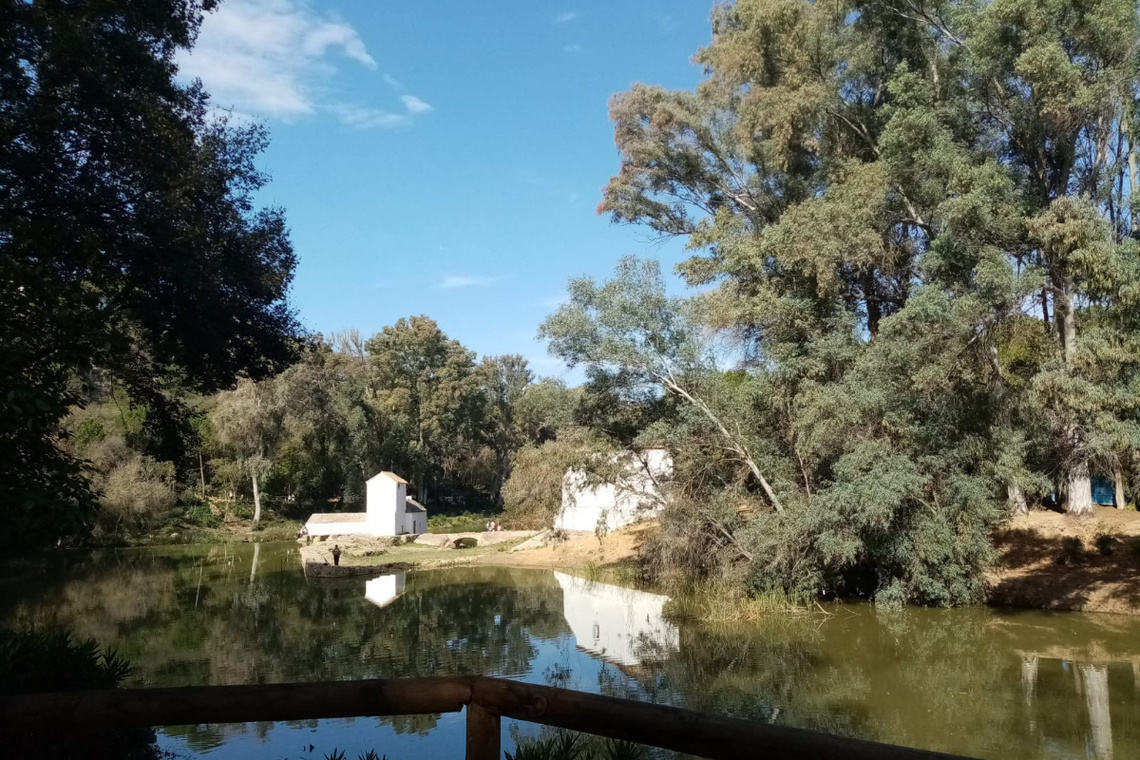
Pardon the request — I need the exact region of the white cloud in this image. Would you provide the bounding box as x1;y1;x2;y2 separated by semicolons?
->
383;73;405;89
178;0;379;123
554;11;579;23
436;275;501;290
563;43;584;54
328;104;408;129
401;95;433;114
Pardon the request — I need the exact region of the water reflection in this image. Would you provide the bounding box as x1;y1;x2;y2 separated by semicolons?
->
553;571;676;667
2;543;1140;760
365;574;406;610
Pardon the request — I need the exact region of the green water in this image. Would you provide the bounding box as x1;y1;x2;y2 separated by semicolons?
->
2;542;1138;759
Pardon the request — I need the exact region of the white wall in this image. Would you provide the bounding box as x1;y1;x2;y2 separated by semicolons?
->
402;511;426;535
366;473;406;536
556;449;672;533
554;572;678;666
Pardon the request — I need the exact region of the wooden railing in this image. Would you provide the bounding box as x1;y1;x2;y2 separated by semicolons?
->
0;675;978;760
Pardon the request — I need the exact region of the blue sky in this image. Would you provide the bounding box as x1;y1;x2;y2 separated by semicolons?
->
178;1;714;379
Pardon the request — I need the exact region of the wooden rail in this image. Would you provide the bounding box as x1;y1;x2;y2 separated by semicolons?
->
0;676;979;760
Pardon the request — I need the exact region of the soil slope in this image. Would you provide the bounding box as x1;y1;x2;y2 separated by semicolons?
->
987;507;1140;615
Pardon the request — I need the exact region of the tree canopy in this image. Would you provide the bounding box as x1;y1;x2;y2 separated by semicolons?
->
540;0;1140;605
0;0;299;549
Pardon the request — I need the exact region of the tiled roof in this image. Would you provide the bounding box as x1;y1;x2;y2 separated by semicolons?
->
306;512;368;523
405;497;427;513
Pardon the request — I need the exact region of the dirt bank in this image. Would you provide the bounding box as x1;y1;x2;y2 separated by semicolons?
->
298;526;644;578
987;507;1140;615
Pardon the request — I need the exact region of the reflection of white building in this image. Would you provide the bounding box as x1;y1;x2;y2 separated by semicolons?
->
365;573;407;609
305;471;427;538
555;571;678;667
556;449;672;533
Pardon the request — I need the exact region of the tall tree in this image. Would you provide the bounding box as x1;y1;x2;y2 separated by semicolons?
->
0;0;299;549
210;379;282;529
598;0;1140;518
479;355;533;506
365;317;483;505
553;0;1140;603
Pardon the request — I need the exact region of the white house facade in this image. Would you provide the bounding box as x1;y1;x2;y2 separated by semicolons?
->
305;471;427;538
555;449;672;533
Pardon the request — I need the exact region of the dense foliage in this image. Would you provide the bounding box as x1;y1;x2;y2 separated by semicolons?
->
0;0;299;550
542;0;1140;606
59;318;586;539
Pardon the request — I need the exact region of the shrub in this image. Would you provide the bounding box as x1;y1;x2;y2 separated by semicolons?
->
0;628;159;759
502;438;591;530
182;501;221;529
1056;536;1085;565
507;731;647;760
1094;533;1117;557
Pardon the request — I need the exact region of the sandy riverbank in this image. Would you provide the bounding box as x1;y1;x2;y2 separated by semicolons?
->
987;506;1140;615
299;508;1140;615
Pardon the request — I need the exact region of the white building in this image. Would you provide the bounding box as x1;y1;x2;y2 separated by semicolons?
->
305;471;427;538
365;572;407;609
555;449;672;533
555;572;678;667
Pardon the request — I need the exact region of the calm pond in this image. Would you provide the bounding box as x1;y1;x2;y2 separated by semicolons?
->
2;541;1138;759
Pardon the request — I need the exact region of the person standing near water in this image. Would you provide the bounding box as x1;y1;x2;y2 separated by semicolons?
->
332;545;341;566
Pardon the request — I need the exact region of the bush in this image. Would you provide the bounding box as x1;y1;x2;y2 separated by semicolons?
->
0;627;159;759
502;438;591;530
1056;536;1085;565
1094;533;1117;557
182;501;222;529
507;732;647;760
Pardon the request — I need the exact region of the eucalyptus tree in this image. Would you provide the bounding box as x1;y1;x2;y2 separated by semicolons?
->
555;0;1140;603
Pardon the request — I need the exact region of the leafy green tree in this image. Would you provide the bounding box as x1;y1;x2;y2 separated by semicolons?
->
209;379;283;529
552;0;1140;603
480;354;533;506
365;317;485;505
0;0;299;549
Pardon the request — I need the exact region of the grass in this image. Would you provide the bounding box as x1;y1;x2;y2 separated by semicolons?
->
320;537;530;570
666;582;817;623
427;510;499;533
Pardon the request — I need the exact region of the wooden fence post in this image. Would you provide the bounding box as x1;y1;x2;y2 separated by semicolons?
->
466;701;501;760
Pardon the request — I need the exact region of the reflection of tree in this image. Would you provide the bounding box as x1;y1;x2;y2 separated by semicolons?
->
0;546;569;690
5;548;1140;760
610;608;1140;760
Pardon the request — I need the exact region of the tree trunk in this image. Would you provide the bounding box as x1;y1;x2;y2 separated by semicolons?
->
199;453;206;496
251;471;262;529
1082;664;1113;760
1128;110;1138;236
1056;283;1093;517
1068;460;1094;517
1115;465;1126;509
1008;484;1028;516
